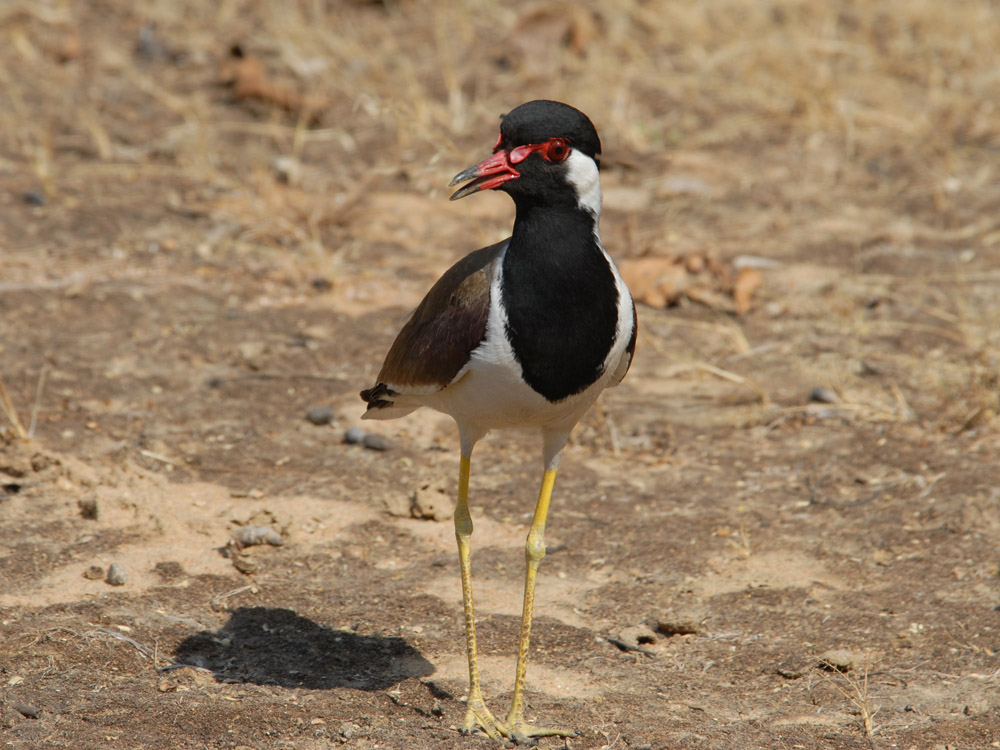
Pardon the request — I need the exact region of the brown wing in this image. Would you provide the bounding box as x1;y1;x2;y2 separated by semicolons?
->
360;240;506;410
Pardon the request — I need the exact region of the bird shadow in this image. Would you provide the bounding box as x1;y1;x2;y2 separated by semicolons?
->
173;606;433;690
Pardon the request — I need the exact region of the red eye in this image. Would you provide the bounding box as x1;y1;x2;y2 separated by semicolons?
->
545;138;570;162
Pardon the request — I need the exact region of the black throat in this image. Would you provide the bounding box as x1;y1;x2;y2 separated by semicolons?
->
501;204;619;403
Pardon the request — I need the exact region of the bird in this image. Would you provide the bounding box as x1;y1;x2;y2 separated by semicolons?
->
360;100;636;742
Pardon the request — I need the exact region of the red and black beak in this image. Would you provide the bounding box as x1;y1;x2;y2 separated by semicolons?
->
449;148;520;201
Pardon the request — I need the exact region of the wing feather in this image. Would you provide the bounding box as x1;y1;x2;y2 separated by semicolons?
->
360;240;507;414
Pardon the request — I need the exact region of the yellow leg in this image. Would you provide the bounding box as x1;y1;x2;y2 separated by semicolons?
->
505;467;577;742
454;454;507;739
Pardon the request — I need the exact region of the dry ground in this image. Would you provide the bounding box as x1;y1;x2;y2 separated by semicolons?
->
2;1;1000;748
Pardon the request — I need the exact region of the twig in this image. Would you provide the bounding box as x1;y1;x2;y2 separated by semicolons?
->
94;628;155;659
95;628;148;654
604;636;655;658
138;449;179;466
693;362;771;405
28;365;47;439
211;583;260;610
158;663;215;675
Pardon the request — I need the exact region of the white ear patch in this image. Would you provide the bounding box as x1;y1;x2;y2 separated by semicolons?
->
564;149;602;218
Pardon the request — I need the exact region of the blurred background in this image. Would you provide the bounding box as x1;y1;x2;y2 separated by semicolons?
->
1;2;999;748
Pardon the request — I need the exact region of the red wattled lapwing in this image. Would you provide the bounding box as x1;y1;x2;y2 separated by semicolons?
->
361;100;636;742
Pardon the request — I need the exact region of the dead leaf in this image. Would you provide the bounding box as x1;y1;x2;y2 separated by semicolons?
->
618;256;688;308
619;255;765;314
733;267;764;313
219;45;326;123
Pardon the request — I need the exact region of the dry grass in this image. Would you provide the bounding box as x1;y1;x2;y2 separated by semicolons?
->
0;374;29;440
0;2;996;429
818;652;883;748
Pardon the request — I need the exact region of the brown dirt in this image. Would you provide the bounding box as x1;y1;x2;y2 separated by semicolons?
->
2;2;999;748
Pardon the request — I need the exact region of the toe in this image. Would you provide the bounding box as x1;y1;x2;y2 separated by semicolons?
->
461;701;508;740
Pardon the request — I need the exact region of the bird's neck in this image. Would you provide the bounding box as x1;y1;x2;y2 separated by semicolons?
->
508;203;603;267
500;202;620;403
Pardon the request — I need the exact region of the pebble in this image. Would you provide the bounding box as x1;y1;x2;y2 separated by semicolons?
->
83;565;104;580
655;613;701;637
306;405;335;426
810;387;840;404
776;662;805;680
13;703;41;719
617;624;658;649
817;648;862;673
362;433;388;451
236;525;283;547
106;562;128;586
412;481;451;521
78;496;99;520
272;155;302;185
22;190;46;207
232;556;259;575
343;426;365;444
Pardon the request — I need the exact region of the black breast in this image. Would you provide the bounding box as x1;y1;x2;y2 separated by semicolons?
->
501;207;619;402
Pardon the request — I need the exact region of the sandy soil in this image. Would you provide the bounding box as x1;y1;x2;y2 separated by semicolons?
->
2;2;999;748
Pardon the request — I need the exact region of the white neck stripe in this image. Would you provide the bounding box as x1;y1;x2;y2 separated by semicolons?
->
564;150;602;218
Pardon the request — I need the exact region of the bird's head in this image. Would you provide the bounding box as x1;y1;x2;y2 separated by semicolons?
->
449;100;602;215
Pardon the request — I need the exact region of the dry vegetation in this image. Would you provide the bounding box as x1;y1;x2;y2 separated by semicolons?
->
1;1;999;749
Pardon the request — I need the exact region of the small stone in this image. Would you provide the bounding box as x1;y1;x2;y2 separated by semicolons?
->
272;155;302;185
311;278;332;292
617;624;658;649
340;722;363;740
30;452;52;472
362;433;388;451
0;455;31;477
412;480;452;521
83;565;104;580
810;387;840;404
655;615;700;637
859;360;881;376
22;190;46;207
78;495;99;520
106;563;128;586
235;525;283;547
343;426;365;444
232;556;259;575
13;703;41;719
236;341;266;370
306;405;335;426
382;492;414;518
654;605;706;637
776;661;805;679
817;648;862;673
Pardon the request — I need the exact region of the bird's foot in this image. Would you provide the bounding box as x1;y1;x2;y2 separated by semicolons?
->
504;714;579;745
460;697;509;741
